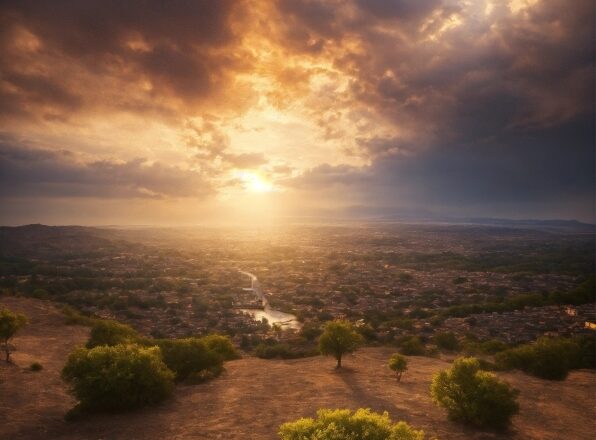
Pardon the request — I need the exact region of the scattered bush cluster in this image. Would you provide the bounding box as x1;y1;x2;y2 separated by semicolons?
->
495;336;595;380
62;344;174;412
62;320;239;413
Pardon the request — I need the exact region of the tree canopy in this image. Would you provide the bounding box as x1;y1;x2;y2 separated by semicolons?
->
388;353;408;381
318;320;363;368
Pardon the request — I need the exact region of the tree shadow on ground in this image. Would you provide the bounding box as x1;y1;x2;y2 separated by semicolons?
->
334;366;400;415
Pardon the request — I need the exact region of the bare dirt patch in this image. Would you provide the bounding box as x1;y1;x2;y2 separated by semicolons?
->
1;297;594;440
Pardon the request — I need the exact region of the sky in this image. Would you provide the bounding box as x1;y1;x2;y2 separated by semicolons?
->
0;0;594;225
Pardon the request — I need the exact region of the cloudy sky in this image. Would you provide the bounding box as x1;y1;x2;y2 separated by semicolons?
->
0;0;593;225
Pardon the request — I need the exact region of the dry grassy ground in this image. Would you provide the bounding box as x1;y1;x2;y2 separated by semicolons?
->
1;296;595;440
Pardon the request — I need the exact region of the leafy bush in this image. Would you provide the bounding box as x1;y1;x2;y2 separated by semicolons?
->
431;357;519;430
398;336;426;356
29;361;43;371
0;307;28;362
318;320;363;368
200;334;240;360
434;332;460;351
300;323;323;342
86;320;139;348
474;339;509;355
254;341;318;359
573;335;595;369
155;338;223;382
388;353;408;381
62;344;174;412
62;306;97;326
495;337;583;380
279;408;425;440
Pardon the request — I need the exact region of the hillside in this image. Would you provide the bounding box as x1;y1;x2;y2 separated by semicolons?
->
1;297;594;440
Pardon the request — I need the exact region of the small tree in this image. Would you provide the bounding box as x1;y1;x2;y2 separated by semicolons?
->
389;353;408;381
86;320;139;348
0;308;28;362
431;357;519;430
279;408;425;440
318;320;363;368
62;344;174;412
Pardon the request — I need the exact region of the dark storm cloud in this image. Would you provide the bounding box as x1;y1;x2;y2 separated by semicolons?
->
355;0;443;21
0;0;241;120
0;140;213;199
277;0;594;220
0;0;593;221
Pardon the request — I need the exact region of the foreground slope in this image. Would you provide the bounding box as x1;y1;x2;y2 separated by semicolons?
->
1;297;594;440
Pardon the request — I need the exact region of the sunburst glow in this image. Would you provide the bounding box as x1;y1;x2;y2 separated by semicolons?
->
237;172;273;193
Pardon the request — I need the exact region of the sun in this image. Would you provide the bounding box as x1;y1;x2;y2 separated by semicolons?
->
237;171;273;193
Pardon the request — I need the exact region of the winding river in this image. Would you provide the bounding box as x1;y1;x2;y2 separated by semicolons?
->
238;270;301;330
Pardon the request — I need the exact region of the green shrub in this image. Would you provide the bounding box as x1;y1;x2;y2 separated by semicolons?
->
388;353;408;381
155;338;223;382
495;337;582;380
200;334;240;360
434;332;460;351
254;341;317;359
431;357;519;430
86;320;139;348
62;306;97;326
279;408;425;440
572;335;595;369
0;307;28;362
29;361;43;371
477;339;509;354
62;344;174;412
398;336;426;356
300;323;323;341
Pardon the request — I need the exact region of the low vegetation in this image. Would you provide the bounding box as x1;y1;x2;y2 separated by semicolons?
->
62;344;174;413
0;307;28;362
254;340;318;359
154;338;223;382
388;353;408;381
29;361;43;371
201;334;241;361
431;357;519;430
278;408;425;440
495;336;595;380
86;320;139;348
61;319;239;413
433;332;460;351
397;336;427;356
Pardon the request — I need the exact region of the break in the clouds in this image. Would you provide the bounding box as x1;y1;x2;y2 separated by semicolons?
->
0;138;213;199
0;0;593;224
